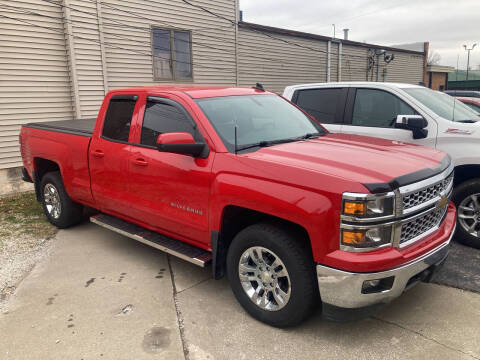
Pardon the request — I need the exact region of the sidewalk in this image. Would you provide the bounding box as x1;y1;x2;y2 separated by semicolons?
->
1;223;479;360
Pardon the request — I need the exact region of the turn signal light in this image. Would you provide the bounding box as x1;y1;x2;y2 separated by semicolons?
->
342;231;366;246
343;201;366;215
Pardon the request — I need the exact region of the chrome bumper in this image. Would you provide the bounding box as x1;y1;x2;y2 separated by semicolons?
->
316;228;454;309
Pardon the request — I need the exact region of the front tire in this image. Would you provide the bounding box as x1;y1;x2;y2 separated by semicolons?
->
40;171;83;228
452;179;480;249
226;223;318;327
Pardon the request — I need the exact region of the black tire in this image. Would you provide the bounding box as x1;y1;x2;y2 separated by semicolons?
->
226;222;318;327
452;179;480;249
40;171;83;228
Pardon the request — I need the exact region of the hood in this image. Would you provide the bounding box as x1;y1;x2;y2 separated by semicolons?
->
242;133;448;191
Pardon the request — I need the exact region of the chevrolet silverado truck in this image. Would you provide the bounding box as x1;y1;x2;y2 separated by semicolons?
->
20;85;456;327
283;82;480;249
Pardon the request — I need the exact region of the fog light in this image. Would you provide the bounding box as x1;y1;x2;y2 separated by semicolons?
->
361;276;395;294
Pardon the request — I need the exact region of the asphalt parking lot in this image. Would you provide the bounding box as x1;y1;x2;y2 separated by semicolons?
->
1;223;479;360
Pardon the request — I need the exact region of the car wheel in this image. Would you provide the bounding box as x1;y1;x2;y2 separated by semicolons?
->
40;171;83;228
226;222;318;327
452;179;480;249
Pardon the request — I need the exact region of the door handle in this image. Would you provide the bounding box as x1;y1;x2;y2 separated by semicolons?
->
92;149;104;158
133;158;148;166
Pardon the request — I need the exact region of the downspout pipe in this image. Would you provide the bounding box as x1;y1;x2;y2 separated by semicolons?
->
327;41;331;82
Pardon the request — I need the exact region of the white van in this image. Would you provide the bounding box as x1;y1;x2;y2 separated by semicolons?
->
283;82;480;248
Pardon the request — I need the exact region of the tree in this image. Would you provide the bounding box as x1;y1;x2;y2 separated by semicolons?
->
427;51;441;65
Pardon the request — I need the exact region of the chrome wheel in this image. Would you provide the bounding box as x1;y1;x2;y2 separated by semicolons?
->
458;193;480;238
43;183;61;219
238;246;291;311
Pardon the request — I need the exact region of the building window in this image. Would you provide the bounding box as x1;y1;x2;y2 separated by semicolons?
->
152;28;192;80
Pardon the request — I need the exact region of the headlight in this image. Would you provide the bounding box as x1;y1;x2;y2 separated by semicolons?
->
341;225;393;251
340;192;396;252
342;192;395;219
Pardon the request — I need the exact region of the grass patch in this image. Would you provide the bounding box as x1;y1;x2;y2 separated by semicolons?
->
0;192;57;247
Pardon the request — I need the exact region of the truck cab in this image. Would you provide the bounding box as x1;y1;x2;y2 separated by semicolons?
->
284;82;480;248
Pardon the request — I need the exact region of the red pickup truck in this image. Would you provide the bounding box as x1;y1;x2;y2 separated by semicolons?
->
19;85;456;326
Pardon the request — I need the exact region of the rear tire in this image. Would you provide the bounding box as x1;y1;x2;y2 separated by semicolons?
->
226;222;318;327
452;179;480;249
40;171;83;228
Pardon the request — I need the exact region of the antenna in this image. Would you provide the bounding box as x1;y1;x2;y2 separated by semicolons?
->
252;83;265;92
234;125;238;155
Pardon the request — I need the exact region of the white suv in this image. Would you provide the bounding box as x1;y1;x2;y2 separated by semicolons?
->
283;82;480;248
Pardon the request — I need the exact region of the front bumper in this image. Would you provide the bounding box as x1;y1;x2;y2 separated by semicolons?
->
317;223;454;320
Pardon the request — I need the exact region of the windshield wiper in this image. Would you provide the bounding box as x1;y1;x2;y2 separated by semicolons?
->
457;120;478;123
236;132;325;152
299;132;324;139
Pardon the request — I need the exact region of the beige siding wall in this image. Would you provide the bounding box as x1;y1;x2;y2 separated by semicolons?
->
237;28;327;93
68;0;107;118
100;0;237;90
238;28;425;93
382;51;425;84
0;0;74;169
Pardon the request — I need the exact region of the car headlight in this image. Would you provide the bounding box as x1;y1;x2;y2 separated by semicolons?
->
342;192;395;219
340;192;396;252
341;225;393;251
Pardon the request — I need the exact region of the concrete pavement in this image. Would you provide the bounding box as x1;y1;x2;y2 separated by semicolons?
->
1;222;479;360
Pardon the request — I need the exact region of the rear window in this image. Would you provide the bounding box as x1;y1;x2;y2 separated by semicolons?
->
102;97;137;142
294;88;343;124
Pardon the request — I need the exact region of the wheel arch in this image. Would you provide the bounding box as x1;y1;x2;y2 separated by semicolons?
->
33;157;61;201
212;205;312;280
454;164;480;187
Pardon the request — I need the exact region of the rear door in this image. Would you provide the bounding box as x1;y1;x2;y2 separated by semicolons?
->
340;87;437;146
89;94;139;216
291;87;347;133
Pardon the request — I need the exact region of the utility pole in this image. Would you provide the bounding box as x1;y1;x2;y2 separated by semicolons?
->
332;24;335;39
463;43;477;80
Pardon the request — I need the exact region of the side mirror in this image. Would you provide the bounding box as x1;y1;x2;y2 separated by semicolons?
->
395;115;428;139
156;132;207;158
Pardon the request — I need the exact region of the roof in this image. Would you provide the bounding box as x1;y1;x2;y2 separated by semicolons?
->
284;81;424;91
427;65;455;73
110;85;273;99
239;21;426;55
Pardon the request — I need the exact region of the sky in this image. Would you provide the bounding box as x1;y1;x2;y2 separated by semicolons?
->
239;0;480;70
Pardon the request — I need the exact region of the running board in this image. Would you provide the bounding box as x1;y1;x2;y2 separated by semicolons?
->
90;214;212;267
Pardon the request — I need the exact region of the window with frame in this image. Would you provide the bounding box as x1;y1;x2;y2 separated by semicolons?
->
294;88;344;124
352;89;416;128
140;100;199;147
152;28;192;80
102;97;137;142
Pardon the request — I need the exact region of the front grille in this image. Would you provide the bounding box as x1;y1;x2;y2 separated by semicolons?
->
402;172;453;211
400;205;448;244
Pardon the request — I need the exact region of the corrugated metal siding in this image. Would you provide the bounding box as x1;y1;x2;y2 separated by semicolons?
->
237;28;425;92
382;51;425;84
100;0;237;89
341;44;368;81
237;28;328;93
0;0;74;169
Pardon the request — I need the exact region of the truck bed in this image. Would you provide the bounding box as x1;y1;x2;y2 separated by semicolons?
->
24;118;96;137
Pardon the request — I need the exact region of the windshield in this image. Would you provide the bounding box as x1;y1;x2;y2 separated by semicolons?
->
404;88;480;122
196;95;325;152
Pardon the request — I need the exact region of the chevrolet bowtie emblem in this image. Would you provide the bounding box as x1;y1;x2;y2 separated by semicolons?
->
436;194;448;209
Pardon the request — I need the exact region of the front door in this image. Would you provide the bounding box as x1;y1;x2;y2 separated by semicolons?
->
340;88;437;147
89;94;138;216
128;95;214;246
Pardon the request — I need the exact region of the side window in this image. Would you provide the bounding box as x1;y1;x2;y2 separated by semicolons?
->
102;97;137;142
294;88;343;124
352;89;415;128
140;100;197;146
